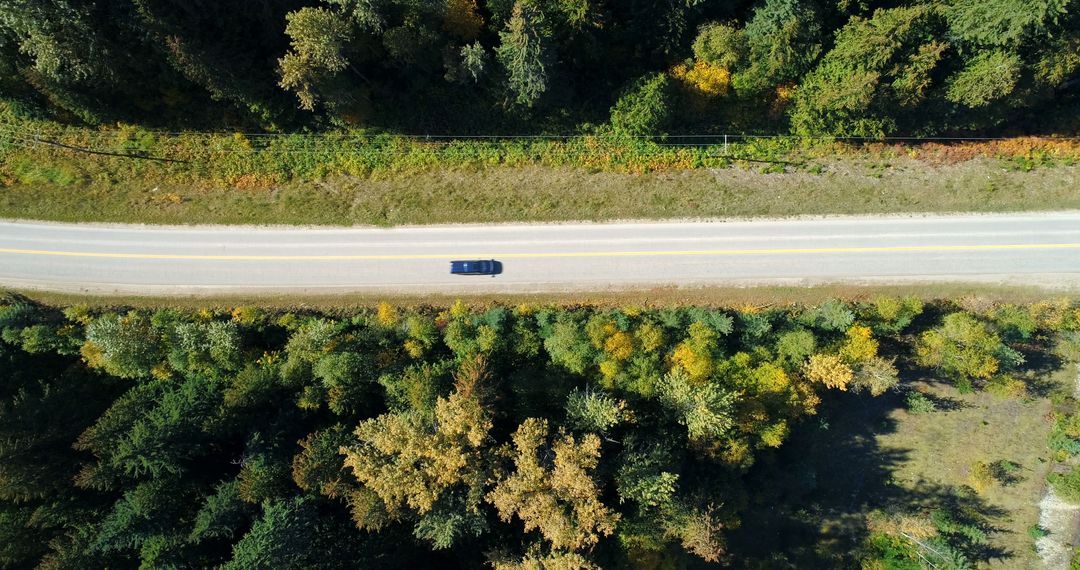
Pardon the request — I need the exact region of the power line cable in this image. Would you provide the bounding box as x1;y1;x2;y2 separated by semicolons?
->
3;132;190;163
4;122;1079;141
3;123;1078;164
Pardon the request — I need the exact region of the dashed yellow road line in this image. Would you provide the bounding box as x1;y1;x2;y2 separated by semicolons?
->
0;243;1078;261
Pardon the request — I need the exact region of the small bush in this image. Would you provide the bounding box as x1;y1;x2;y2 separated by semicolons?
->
984;375;1027;399
851;357;900;396
1057;331;1080;363
775;329;816;368
967;461;994;494
802;299;855;332
990;304;1038;342
1048;466;1080;504
989;460;1022;486
1028;524;1049;540
1049;412;1080;457
862;296;925;336
905;391;937;414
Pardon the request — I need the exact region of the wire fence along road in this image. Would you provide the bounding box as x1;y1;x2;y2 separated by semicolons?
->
1;213;1079;294
6;122;1079;140
4;123;1075;153
3;112;1078;176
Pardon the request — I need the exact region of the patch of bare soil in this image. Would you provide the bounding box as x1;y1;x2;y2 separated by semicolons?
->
1036;364;1080;569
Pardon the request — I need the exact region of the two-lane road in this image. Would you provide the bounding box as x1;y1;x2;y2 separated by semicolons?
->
1;213;1079;294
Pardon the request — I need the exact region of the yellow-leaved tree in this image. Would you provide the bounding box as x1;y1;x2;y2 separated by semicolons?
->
341;357;495;547
839;325;878;364
916;312;1014;382
670;321;720;382
803;353;854;391
343;388;491;513
486;418;620;551
672;60;731;97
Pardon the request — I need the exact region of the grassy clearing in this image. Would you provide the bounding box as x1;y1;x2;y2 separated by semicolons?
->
2;159;1078;225
876;378;1060;568
7;282;1076;312
729;364;1068;567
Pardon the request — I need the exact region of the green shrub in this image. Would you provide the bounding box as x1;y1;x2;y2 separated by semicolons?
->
775;329;815;369
609;74;674;137
955;378;975;394
1056;331;1080;362
800;299;854;333
984;375;1027;399
989;304;1038;342
905;391;937;414
1048;412;1080;458
989;459;1022;486
915;312;1012;384
861;296;925;336
1048;466;1080;504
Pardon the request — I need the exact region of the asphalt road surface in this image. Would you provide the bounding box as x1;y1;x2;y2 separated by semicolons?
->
1;212;1079;294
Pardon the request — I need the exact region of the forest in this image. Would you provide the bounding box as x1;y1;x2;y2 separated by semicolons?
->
0;0;1078;136
2;295;1079;568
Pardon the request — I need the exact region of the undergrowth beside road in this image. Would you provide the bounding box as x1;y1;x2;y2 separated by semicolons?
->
2;107;1079;225
9;284;1077;316
2;161;1078;226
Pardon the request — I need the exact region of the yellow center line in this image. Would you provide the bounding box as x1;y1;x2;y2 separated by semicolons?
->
0;243;1078;261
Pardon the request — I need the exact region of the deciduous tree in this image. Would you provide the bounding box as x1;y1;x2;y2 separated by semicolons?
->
916;312;1015;382
278;7;353;112
486;418;618;551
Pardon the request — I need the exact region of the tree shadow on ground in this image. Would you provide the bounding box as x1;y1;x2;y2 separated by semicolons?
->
724;385;1016;568
725;388;906;567
891;482;1014;565
989;459;1025;487
1020;350;1069;398
920;389;970;411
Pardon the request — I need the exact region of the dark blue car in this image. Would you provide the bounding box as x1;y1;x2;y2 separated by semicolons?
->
450;259;502;276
